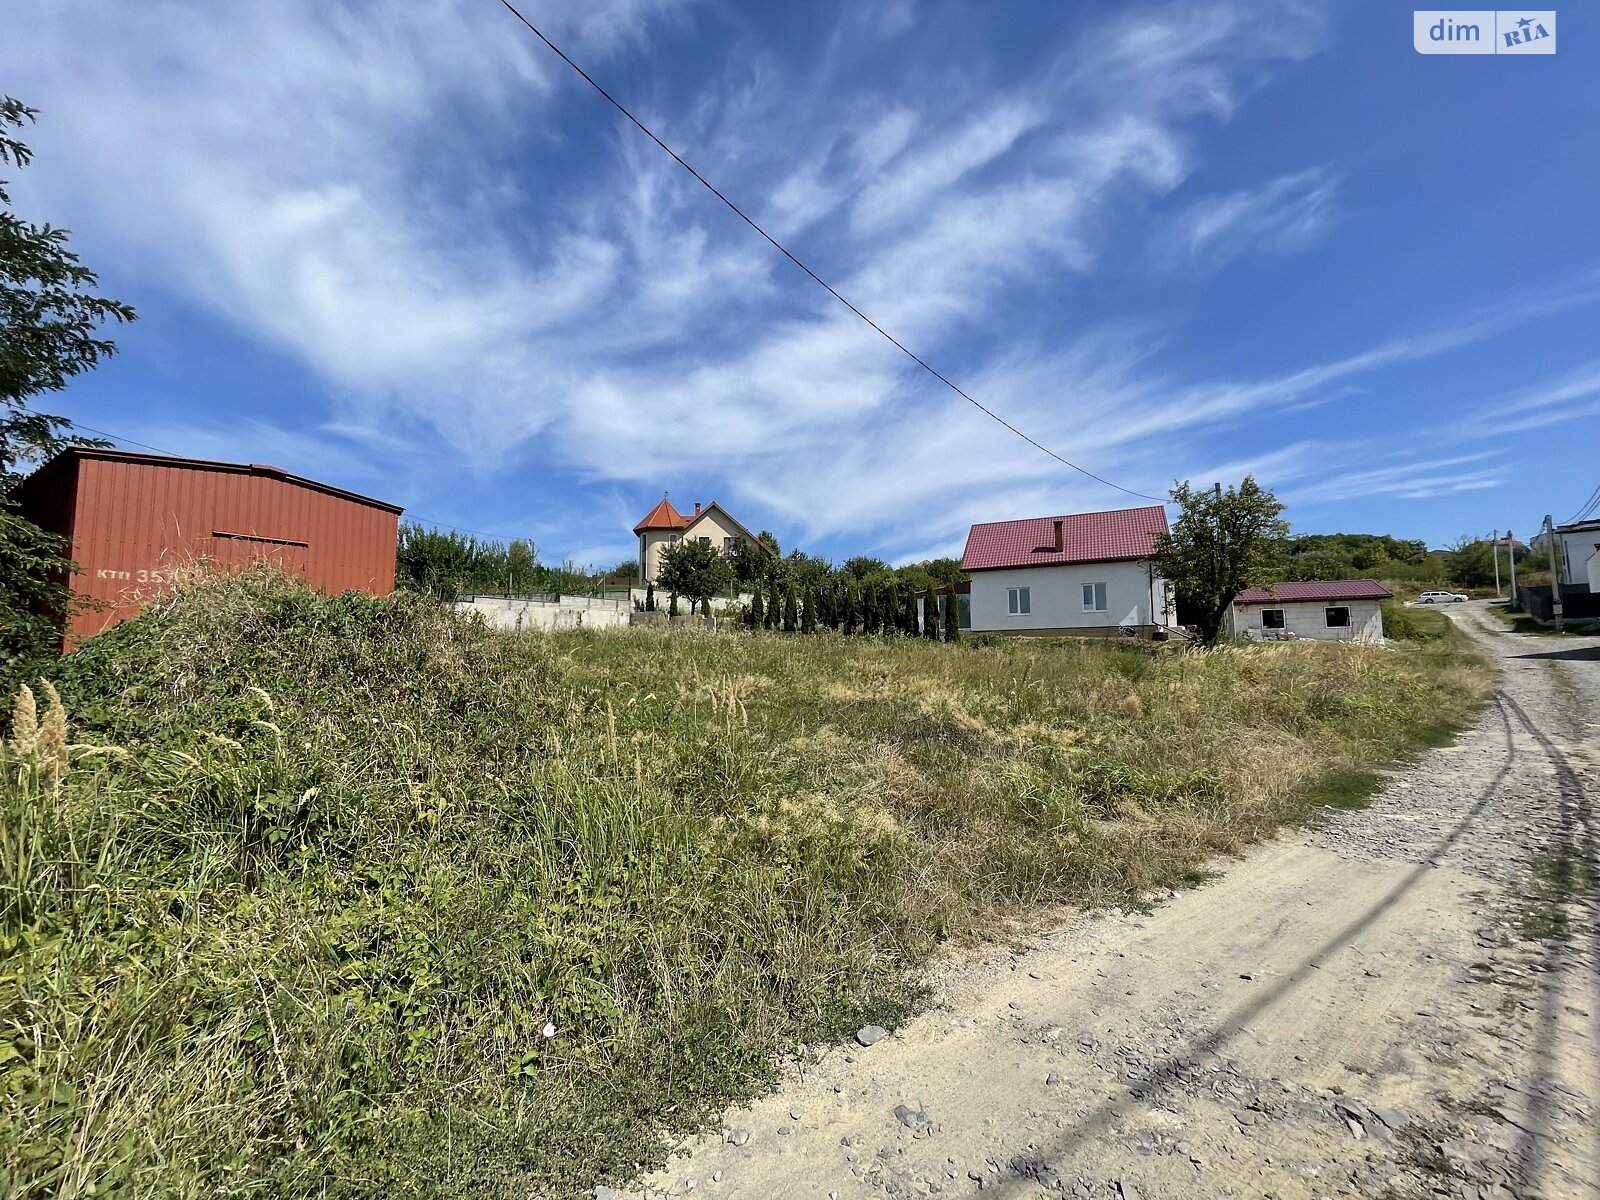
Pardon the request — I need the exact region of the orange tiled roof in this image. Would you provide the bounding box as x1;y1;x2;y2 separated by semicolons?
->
633;497;690;533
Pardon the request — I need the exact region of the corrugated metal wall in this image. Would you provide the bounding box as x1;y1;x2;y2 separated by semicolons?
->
21;450;400;645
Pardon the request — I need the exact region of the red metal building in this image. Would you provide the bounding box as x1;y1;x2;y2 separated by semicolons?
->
15;447;403;645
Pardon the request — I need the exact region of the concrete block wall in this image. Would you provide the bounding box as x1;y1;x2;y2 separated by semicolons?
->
456;595;631;632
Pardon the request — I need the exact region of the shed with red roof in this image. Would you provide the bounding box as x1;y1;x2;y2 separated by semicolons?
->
957;505;1175;638
1227;579;1393;642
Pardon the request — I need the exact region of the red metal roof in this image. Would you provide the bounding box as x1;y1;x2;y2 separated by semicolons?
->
19;447;403;513
633;496;689;533
1235;580;1394;605
959;505;1169;572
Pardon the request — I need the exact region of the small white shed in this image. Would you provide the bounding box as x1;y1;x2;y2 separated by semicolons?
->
1228;580;1393;643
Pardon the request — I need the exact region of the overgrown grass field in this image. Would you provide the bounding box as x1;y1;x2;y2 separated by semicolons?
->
2;573;1491;1197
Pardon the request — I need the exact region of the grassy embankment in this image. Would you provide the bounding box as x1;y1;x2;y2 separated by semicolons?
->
1483;598;1597;637
2;572;1492;1198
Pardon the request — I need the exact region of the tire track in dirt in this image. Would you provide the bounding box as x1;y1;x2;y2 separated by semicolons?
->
630;607;1600;1200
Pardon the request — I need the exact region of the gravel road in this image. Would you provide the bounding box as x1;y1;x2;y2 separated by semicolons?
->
628;604;1599;1200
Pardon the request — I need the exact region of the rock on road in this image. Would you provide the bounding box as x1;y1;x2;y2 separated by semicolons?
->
629;603;1600;1200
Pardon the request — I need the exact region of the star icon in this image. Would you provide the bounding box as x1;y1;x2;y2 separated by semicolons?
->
1517;16;1534;29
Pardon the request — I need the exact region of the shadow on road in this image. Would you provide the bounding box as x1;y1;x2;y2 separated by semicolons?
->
985;698;1527;1198
1508;646;1600;662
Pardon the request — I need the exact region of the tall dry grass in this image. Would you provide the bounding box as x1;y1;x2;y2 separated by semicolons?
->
0;570;1491;1197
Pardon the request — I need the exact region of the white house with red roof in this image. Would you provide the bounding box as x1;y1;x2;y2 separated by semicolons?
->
633;495;769;584
1227;579;1393;642
958;505;1175;637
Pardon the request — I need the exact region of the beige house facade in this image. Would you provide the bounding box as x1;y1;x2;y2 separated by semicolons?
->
633;496;769;584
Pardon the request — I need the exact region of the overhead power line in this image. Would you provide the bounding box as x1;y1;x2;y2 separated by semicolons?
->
497;0;1166;505
1563;481;1600;526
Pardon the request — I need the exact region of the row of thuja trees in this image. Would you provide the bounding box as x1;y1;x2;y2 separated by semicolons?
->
649;537;967;640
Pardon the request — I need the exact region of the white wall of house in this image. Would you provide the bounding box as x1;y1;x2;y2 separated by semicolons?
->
968;559;1169;635
639;529;683;583
1557;526;1600;588
1228;598;1385;643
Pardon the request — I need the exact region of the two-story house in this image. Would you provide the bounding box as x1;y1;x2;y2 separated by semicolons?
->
634;496;769;584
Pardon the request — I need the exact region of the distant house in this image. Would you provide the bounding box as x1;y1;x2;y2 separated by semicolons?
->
958;505;1174;637
1538;518;1600;589
1227;580;1393;643
633;495;770;584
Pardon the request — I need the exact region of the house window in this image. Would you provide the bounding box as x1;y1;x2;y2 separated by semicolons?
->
698;536;711;547
723;536;737;555
1007;586;1031;615
1081;582;1107;613
1325;606;1350;628
1262;609;1285;629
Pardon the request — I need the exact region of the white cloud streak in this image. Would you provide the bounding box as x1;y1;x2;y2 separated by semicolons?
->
5;0;1592;559
1158;168;1340;267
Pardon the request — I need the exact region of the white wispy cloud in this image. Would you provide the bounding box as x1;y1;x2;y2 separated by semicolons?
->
5;0;1591;560
1157;167;1340;267
1459;358;1600;435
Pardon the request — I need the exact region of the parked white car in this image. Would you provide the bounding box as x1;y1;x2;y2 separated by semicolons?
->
1418;590;1469;604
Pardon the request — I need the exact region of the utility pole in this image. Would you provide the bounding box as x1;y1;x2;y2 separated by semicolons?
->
1491;528;1502;598
1507;528;1517;602
1544;514;1565;633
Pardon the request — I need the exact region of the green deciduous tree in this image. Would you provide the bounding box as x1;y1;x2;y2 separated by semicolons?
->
729;537;772;586
1154;477;1289;646
1;98;135;673
2;98;135;490
658;538;734;616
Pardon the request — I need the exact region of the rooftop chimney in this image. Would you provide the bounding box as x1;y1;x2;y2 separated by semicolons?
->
1053;518;1064;553
694;502;702;516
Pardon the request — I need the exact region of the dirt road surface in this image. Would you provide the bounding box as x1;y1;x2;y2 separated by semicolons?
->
627;604;1600;1200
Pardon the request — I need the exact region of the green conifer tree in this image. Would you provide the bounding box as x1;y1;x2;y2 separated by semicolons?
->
943;585;960;642
765;579;780;629
783;580;798;633
923;589;939;639
802;588;818;634
750;587;765;630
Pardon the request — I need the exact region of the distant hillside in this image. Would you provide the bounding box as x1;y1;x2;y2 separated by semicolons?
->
1281;533;1442;583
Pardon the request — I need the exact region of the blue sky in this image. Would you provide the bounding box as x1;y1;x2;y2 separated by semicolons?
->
5;1;1598;568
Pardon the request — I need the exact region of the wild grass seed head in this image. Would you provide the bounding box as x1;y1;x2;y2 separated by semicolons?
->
8;683;39;757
